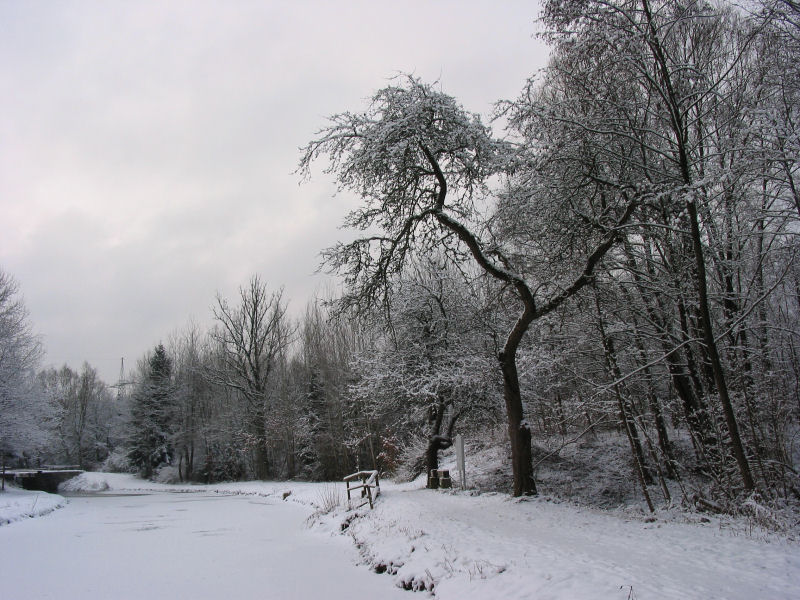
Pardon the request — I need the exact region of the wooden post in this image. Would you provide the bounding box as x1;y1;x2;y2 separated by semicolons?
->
439;469;452;489
456;434;465;490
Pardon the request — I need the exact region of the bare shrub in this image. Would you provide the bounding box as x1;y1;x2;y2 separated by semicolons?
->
315;483;342;514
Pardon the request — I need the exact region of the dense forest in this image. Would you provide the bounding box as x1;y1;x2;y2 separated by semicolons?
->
2;0;799;517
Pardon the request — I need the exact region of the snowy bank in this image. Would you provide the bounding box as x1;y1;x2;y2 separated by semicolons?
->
312;480;800;600
59;471;334;510
0;485;67;525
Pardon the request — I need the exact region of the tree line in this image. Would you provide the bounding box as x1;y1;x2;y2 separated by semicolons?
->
297;0;800;507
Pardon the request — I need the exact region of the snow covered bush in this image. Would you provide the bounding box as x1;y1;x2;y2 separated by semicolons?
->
99;448;134;473
59;472;109;493
153;464;181;484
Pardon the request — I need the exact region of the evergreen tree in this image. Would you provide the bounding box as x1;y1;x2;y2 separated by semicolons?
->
128;344;175;478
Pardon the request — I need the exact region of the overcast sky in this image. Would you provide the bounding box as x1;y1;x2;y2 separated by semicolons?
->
1;0;549;384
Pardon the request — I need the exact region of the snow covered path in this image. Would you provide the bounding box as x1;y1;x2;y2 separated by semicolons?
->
0;491;406;599
340;487;800;599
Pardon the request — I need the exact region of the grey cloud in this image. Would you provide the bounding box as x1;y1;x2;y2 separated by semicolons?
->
1;0;548;383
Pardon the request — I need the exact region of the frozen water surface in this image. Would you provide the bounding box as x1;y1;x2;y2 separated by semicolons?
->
0;490;406;599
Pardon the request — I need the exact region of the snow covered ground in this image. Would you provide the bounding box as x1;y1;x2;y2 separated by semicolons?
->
320;484;800;599
0;484;66;525
1;472;799;599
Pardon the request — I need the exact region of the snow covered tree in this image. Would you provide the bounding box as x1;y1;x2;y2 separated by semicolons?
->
39;363;113;468
347;263;500;482
488;0;800;503
168;322;214;481
524;0;800;495
128;343;175;478
300;76;636;496
0;268;47;473
293;296;361;480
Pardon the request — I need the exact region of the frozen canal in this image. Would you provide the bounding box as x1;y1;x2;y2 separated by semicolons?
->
0;491;406;599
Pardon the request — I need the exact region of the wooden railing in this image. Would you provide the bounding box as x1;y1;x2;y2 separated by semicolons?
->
343;470;380;510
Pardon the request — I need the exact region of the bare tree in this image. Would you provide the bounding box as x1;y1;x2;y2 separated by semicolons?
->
40;363;110;468
208;276;293;479
168;321;211;481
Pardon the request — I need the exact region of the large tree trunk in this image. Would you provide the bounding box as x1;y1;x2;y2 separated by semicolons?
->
499;353;536;496
425;436;452;480
249;410;270;480
424;402;461;487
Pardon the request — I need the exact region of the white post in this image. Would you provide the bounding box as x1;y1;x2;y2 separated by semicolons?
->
455;434;465;490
